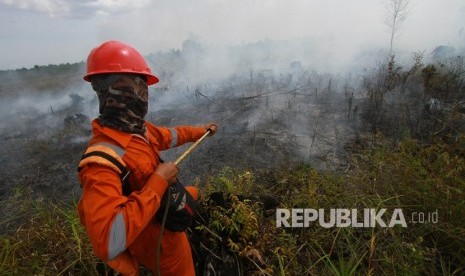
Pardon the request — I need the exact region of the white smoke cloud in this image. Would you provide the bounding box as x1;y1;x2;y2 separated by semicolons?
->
0;0;464;70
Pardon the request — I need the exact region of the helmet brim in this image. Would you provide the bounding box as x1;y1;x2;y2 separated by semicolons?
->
84;71;159;86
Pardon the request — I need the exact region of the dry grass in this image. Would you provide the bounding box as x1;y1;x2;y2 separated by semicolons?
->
0;186;101;275
1;136;464;275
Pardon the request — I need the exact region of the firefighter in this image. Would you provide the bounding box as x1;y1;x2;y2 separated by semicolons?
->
77;40;217;275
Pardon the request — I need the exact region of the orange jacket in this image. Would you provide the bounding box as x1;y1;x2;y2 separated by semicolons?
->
77;119;206;275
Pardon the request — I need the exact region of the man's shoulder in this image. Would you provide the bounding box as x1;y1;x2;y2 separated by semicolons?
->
90;119;133;149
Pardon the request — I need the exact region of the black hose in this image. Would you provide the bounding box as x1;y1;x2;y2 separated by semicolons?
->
155;187;171;276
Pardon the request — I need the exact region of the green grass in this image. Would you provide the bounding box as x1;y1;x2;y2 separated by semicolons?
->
1;137;465;275
200;137;465;275
0;187;100;275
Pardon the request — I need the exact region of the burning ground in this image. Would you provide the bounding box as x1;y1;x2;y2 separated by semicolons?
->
0;63;358;201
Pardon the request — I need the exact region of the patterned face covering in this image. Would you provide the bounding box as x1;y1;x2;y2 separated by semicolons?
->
90;74;148;134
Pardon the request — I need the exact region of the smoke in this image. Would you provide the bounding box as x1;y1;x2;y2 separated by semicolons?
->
2;0;464;72
0;76;96;140
137;38;369;180
1;35;463;199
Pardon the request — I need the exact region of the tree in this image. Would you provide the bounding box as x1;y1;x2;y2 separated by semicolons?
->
384;0;409;56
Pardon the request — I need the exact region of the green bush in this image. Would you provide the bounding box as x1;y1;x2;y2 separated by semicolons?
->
199;137;465;275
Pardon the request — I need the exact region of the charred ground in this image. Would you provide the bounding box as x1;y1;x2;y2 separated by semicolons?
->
1;51;464;201
0;59;362;201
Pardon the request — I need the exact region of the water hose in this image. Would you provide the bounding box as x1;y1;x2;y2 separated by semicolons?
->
155;128;213;276
174;129;212;166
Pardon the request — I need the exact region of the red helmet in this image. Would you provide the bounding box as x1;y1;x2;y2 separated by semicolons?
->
84;40;159;85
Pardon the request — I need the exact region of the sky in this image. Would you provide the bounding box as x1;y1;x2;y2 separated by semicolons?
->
0;0;464;71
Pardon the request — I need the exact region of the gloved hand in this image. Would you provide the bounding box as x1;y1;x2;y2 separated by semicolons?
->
203;123;218;136
155;162;179;185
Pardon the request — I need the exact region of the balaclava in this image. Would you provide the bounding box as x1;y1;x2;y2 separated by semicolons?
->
90;74;148;135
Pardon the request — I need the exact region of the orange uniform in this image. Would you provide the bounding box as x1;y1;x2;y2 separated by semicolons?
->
77;119;206;275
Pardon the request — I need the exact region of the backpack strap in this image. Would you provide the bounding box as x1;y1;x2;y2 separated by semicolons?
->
78;142;131;196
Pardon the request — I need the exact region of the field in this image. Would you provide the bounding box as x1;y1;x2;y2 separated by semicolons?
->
0;42;464;275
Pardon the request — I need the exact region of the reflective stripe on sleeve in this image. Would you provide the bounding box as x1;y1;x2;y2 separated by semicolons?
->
78;143;127;174
169;128;178;148
94;142;126;157
108;212;126;260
